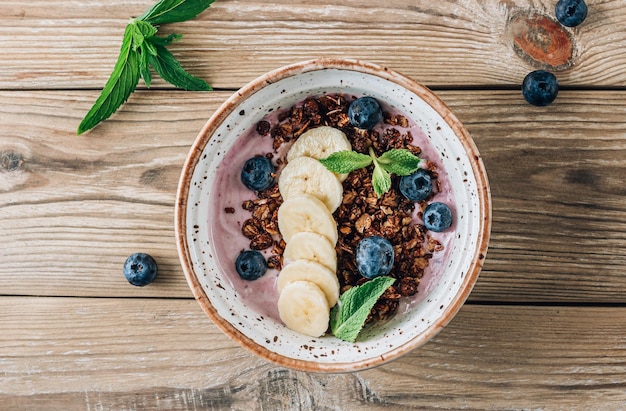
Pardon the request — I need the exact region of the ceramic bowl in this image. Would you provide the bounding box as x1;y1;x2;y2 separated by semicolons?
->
175;58;491;372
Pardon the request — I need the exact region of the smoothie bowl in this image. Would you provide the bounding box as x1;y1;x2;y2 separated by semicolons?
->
175;59;491;372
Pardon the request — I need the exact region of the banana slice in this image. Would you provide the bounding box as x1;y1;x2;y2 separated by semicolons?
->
278;156;343;213
277;259;340;307
287;126;352;181
278;280;330;337
287;126;351;161
277;193;338;245
283;231;337;272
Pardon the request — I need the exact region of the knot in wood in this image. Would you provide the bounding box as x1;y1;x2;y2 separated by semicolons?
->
1;150;24;172
507;11;576;71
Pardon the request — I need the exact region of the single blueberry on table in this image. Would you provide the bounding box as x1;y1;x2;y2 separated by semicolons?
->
399;169;433;202
423;202;453;232
348;96;383;130
522;70;559;106
235;250;268;281
356;236;395;279
555;0;588;27
240;156;275;191
123;253;158;286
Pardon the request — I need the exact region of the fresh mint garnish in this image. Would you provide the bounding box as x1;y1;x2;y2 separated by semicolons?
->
330;276;396;343
320;147;420;197
319;151;372;174
377;148;421;175
77;0;214;135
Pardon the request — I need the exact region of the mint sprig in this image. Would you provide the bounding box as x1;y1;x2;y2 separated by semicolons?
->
77;0;214;135
330;276;396;343
320;148;421;197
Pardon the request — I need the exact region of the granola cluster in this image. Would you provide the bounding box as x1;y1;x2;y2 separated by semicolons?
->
240;185;285;271
238;93;443;324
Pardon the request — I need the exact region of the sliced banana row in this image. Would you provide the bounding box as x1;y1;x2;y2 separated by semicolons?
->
276;126;351;337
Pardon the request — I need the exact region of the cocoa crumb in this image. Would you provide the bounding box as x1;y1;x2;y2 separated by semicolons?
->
256;120;271;136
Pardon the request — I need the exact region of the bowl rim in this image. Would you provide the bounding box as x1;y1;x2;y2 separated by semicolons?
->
175;58;492;372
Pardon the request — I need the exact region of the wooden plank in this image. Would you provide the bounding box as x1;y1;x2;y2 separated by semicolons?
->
444;90;626;303
0;90;214;298
1;89;625;302
0;297;625;409
1;0;626;89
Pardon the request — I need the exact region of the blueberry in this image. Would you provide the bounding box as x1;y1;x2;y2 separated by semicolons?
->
241;156;275;191
555;0;588;27
355;236;395;279
123;253;158;286
399;169;432;202
235;250;268;281
522;70;558;106
348;97;383;130
423;202;453;232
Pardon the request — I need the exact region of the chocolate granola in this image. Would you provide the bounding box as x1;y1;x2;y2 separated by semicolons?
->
238;93;442;323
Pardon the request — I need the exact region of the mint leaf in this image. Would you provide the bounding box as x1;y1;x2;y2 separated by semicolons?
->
319;150;372;174
77;24;141;135
330;276;396;343
148;44;212;91
138;0;215;25
144;40;158;57
147;33;183;46
371;161;392;197
369;147;391;197
377;149;420;176
78;0;213;134
139;47;152;87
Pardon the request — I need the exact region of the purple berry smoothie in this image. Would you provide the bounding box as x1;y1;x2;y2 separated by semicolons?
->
208;95;456;322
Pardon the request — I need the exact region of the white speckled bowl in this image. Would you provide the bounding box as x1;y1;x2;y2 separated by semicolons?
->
176;59;491;372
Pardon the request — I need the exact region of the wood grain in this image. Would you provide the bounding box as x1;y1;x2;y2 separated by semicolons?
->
1;0;626;90
1;297;625;410
445;90;626;303
0;90;211;298
1;89;625;302
2;1;626;409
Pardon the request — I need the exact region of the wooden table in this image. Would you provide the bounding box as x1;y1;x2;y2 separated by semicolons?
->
2;1;625;409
